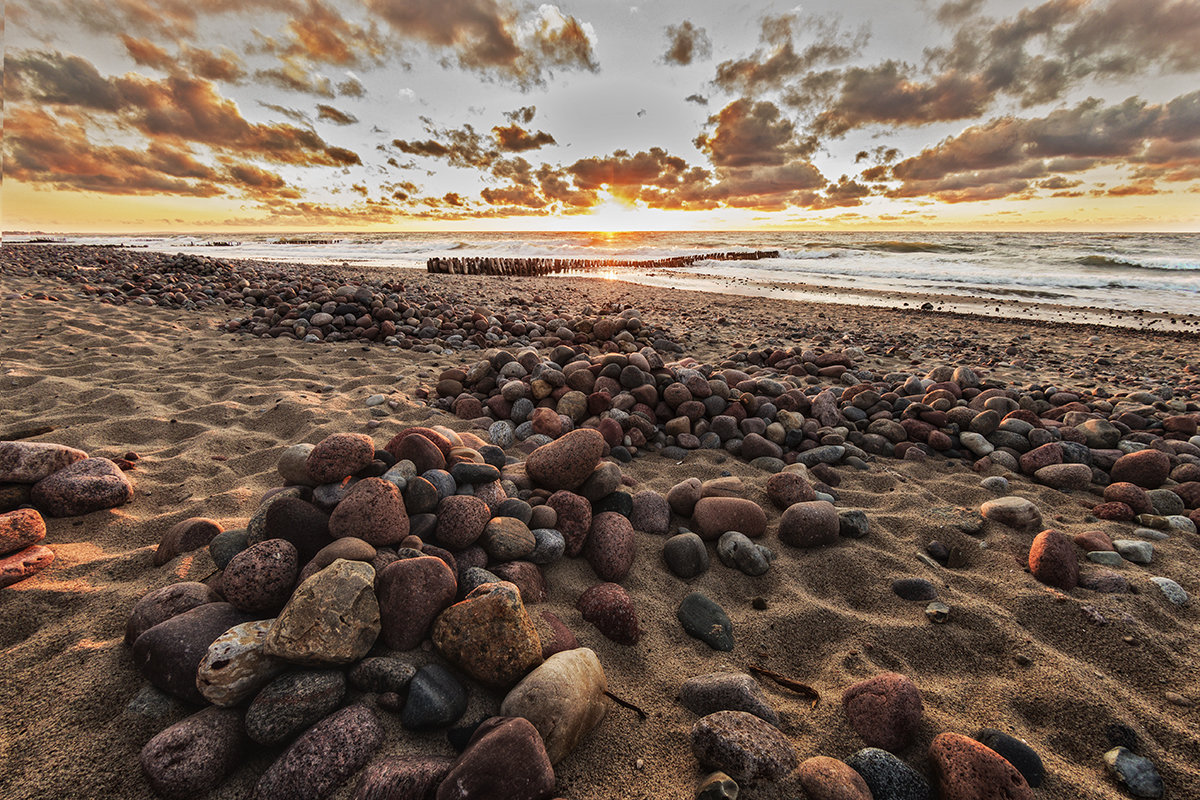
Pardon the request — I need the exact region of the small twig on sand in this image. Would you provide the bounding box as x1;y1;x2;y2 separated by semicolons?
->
748;665;821;708
604;690;647;719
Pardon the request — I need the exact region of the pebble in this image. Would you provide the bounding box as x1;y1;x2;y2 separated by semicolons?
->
433;716;555;800
0;543;55;588
500;647;609;764
576;582;640;645
929;731;1032;800
678;592;734;651
845;747;933;800
974;728;1045;788
664;532;710;579
245;669;346;746
842;673;923;752
980;497;1042;532
717;531;773;576
196;619;286;707
778;500;839;548
264;559;380;665
1149;576;1188;605
697;771;740;800
154;517;222;565
796;756;873;800
1028;529;1078;590
348;656;416;693
305;433;375;484
1113;540;1154;564
547;490;592;557
691;497;767;540
1110;450;1171;490
980;476;1009;494
432;580;543;687
0;441;87;483
435;494;491;550
1103;747;1164;799
139;706;246;799
377;555;457;649
1086;551;1125;566
764;471;816;509
924;601;950;623
277;443;316;486
31;457;133;516
630;489;671;534
328;477;408;546
125;581;220;646
132;602;255;704
892;578;938;601
525;428;605;491
690;710;797;782
254;704;384;800
838;509;870;539
481;516;537;561
402;663;468;731
679;672;779;726
585;511;635;581
221;538;299;614
353;756;454;800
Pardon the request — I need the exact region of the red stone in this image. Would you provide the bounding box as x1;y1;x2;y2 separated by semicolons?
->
1028;529;1078;590
1102;482;1153;515
576;582;640;645
929;731;1032;800
842;673;923;752
1109;449;1171;489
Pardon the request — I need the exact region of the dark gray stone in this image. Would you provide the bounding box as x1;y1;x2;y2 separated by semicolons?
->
678;592;733;651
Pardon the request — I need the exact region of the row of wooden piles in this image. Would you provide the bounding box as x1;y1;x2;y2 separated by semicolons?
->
426;250;781;276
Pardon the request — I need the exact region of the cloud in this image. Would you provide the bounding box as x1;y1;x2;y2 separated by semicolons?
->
662;21;712;66
278;0;391;67
713;13;869;94
337;76;366;97
254;64;335;97
694;99;817;167
504;105;537;124
259;102;311;124
685;94;708;105
492;124;556;151
317;104;359;125
392;122;496;168
366;0;598;87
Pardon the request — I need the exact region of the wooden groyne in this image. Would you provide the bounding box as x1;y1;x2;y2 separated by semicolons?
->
426;250;780;276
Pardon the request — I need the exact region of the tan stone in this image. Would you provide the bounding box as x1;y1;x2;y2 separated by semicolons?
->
264;559;380;665
197;619;287;707
501;647;609;764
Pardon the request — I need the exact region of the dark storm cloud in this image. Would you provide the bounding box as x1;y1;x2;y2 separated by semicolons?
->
876;90;1200;201
661;21;712;66
317;104;359;125
365;0;598;88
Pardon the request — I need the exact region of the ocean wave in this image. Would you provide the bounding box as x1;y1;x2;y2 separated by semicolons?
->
1076;254;1199;272
853;240;977;254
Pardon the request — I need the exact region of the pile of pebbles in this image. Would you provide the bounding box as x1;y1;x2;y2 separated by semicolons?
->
3;245;681;354
428;345;1200;532
0;441;136;586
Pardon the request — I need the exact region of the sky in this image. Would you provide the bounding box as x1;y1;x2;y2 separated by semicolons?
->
5;0;1200;231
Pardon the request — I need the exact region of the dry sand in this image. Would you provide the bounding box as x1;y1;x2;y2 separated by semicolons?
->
1;263;1198;800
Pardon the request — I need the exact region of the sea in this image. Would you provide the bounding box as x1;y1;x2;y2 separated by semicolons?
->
10;231;1199;327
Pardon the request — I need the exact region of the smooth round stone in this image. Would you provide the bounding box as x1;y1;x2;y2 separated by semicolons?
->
585;512;635;582
892;578;937;601
435;494;491;550
678;592;733;651
261;497;332;562
481;516;536;561
1149;576;1188;605
929;732;1032;800
0;441;87;483
980;476;1009;494
690;710;797;782
846;747;932;800
402;663;468;730
459;566;501;597
528;528;566;564
1104;747;1163;799
500;647;609;765
1035;463;1092;491
348;656;416;693
668;478;703;516
717;531;773;576
245;670;347;745
328;478;408;546
664;532;710;579
1028;529;1078;590
579;462;622;503
1113;539;1153;564
576;582;640;645
495;497;533;524
842;673;923;752
390;434;447;475
491;561;548;604
254;704;384;800
692;497;767;540
197;619;286;707
1110;449;1171;489
680;671;779;725
154;517;222;566
0;544;55;588
30;457;133;516
452;462;501;485
353;757;454;800
403;476;440;515
974;728;1045;788
547;491;591;557
377;556;457;650
298;537;376;582
779;500;839;548
529;504;557;530
277;443;316;486
488;421;515;448
1087;550;1125;566
1146;489;1184;517
434;717;555;800
525;428;605;491
797;755;873;800
592;490;634;518
305;433;375;484
132;602;256;704
221;538;299;614
980;497;1042;532
139;706;246;799
125;582;220;646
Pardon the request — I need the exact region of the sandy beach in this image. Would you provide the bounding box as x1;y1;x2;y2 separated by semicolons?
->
2;245;1199;800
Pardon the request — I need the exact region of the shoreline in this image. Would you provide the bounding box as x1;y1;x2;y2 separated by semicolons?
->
2;244;1199;800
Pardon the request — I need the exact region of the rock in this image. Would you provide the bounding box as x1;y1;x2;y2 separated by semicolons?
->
981;476;1009;494
1150;576;1188;605
1110;450;1171;490
696;771;739;800
0;508;44;555
630;490;670;534
353;756;454;800
125;582;221;646
1113;539;1153;564
678;592;734;651
664;532;709;579
262;498;332;563
585;512;635;582
528;528;566;565
929;731;1032;800
765;471;816;509
348;656;416;694
436;494;491;550
1077;419;1120;449
434;716;555;800
842;673;923;752
222;538;299;614
328;478;409;546
778;500;839;548
1028;529;1078;590
432;581;543;687
378;555;457;650
255;704;384;800
154;517;222;565
1147;488;1184;517
980;497;1042;532
500;647;609;764
0;543;55;588
30;457;133;516
403;663;468;731
796;756;873;800
579;462;622;503
491;561;548;604
974;729;1044;788
277;443;316;486
197;619;286;707
691;497;767;541
680;672;779;726
0;442;89;484
717;531;773;576
892;578;938;601
299;537;376;582
533;610;579;659
1074;530;1114;552
690;710;797;782
525;429;605;491
139;706;246;799
546;491;591;557
264;559;380;665
481;516;536;562
1103;747;1163;798
1034;463;1092;491
838;510;870;539
667;478;703;517
246;669;346;746
1104;483;1154;515
576;582;640;645
845;748;932;800
305;433;376;484
132;602;255;704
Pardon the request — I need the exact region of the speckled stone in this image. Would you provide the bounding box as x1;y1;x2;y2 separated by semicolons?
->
691;710;797;782
221;538;299;614
846;748;932;800
797;756;873;800
327;477;408;546
154;517;222;566
353;756;454;800
140;706;246;799
435;494;491;550
245;669;346;746
1103;746;1163;798
630;490;670;534
0;507;46;556
585;511;635;582
680;672;779;725
1028;529;1078;590
481;516;537;562
254;704;384;800
305;433;376;484
432;580;543;687
765;472;816;509
377;555;457;650
433;716;555;800
576;582;640;645
1110;449;1171;490
929;731;1032;800
264;559;380;665
842;673;924;752
0;543;55;588
0;441;88;483
132;602;255;704
31;457;133;516
547;490;592;557
778;500;840;548
125;582;221;646
525;428;606;491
